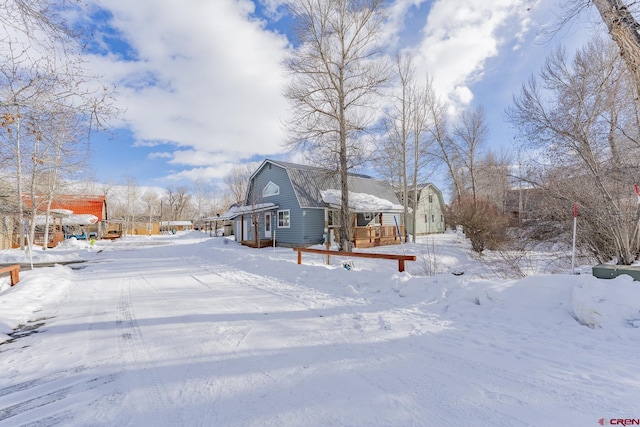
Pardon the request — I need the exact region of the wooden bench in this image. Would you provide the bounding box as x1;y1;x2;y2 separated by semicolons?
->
0;264;20;286
294;247;416;272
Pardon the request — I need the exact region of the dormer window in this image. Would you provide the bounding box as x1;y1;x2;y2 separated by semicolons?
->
262;181;280;197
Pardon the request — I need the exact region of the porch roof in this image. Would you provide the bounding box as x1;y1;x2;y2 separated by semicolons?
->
222;202;278;219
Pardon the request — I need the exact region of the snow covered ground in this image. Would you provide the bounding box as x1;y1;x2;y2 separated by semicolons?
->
0;231;639;426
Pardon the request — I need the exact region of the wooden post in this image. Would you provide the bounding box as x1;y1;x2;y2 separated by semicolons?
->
297;251;302;265
324;209;330;264
398;260;405;273
10;268;19;286
0;265;21;286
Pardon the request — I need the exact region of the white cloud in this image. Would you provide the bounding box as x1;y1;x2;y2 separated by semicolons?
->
168;150;235;167
406;0;533;107
148;152;172;160
86;0;290;177
82;0;548;184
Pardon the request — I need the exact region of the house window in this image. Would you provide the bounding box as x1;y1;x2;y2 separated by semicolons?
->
262;181;280;197
278;210;290;228
328;210;339;226
364;212;372;221
440;215;444;223
432;214;435;223
428;194;433;203
425;215;428;223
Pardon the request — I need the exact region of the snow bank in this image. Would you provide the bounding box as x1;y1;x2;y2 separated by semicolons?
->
0;265;74;344
572;274;640;330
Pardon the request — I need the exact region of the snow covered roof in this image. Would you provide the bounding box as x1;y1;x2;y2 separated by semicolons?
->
321;190;405;213
35;213;98;225
160;221;193;226
220;203;278;219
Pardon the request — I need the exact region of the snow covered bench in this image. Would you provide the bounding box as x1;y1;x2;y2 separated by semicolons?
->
293;247;416;272
0;264;20;286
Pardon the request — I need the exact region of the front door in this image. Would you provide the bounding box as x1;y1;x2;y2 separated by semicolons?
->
264;212;272;239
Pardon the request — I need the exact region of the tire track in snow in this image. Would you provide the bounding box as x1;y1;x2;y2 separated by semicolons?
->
175;257;265;424
118;258;258;425
113;276;180;425
0;367;118;424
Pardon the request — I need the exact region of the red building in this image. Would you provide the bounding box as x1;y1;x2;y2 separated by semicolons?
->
21;194;109;247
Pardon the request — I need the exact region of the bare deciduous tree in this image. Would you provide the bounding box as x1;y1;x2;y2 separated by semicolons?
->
0;2;116;249
164;186;192;222
475;150;513;215
284;0;390;251
375;54;433;242
451;105;489;203
376;54;413;242
122;175;140;236
223;164;253;206
423;87;464;203
507;37;640;264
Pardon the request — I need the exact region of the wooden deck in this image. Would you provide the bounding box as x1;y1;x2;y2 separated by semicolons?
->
241;239;274;248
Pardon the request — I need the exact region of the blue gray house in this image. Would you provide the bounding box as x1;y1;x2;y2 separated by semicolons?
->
227;159;405;248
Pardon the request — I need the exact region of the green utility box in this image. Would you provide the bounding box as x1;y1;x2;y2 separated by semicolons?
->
592;264;640;281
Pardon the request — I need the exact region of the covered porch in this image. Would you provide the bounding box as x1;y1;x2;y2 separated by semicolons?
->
325;210;406;249
322;189;406;249
225;203;278;248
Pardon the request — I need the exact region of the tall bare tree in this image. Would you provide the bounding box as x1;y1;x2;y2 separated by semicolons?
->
423;85;464;203
451;105;489;203
123;175;140;236
375;54;433;242
377;54;413;241
284;0;390;251
141;189;159;234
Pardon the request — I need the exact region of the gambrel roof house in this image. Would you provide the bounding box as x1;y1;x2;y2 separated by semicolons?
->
227;159;406;248
406;183;446;235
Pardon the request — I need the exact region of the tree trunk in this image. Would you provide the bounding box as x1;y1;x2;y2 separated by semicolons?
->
593;0;640;95
339;109;351;252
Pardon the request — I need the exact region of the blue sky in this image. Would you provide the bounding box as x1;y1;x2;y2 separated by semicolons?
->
79;0;595;189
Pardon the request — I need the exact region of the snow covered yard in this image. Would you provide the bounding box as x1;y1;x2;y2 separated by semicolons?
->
0;231;639;426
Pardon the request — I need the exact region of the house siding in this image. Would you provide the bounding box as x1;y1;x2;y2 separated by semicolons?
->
413;186;445;234
381;213;400;227
246;163;306;245
301;208;325;244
